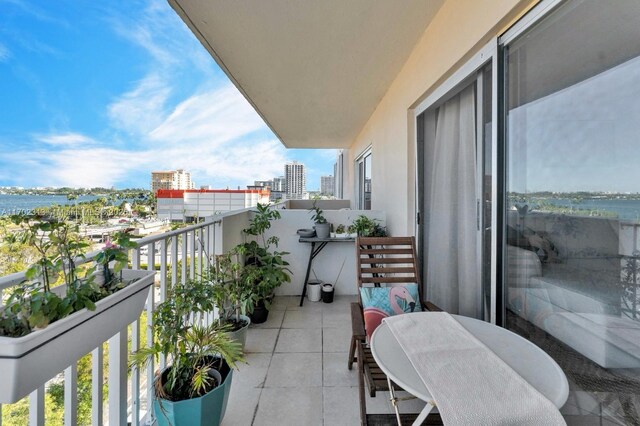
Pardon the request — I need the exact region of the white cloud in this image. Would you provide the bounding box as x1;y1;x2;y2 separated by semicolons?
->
157;138;288;187
107;73;171;135
149;86;265;146
43;148;149;188
0;43;9;62
4;145;148;188
36;132;95;147
7;80;288;188
108;0;211;71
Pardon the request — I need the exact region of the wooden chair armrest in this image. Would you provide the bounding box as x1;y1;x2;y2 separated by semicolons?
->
350;302;366;339
423;300;443;312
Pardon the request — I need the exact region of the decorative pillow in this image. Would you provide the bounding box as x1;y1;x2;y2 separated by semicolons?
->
506;225;531;249
360;284;422;339
526;231;560;263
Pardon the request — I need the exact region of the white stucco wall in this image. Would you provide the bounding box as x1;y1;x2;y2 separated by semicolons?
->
343;0;537;236
261;209;386;296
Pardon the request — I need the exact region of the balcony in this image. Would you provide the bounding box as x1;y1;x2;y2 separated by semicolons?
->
0;201;391;425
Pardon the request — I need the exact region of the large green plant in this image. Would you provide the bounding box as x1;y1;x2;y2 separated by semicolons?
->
208;248;259;322
241;204;291;303
130;279;243;401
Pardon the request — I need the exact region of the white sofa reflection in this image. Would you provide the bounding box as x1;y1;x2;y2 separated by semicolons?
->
507;245;640;369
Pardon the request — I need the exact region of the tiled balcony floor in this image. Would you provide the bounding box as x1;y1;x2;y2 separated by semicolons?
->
222;295;427;426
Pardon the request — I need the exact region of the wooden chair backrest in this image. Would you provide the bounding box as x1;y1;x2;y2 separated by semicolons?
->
356;236;424;305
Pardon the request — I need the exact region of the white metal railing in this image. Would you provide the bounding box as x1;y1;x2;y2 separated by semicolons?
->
0;206;257;426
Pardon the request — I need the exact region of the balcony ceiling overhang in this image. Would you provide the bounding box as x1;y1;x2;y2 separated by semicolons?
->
168;0;444;149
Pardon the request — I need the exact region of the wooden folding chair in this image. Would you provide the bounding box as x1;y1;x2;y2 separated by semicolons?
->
348;236;442;425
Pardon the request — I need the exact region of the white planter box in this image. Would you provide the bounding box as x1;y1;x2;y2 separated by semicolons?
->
335;233;356;239
0;269;155;403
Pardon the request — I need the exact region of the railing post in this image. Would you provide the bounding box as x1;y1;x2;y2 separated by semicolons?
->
92;346;104;426
29;386;45;426
131;318;140;426
130;246;142;426
64;363;77;426
171;236;178;290
108;329;128;426
181;234;188;285
159;238;168;370
190;230;196;280
146;244;156;423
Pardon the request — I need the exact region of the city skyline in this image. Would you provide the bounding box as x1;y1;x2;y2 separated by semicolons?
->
0;1;336;191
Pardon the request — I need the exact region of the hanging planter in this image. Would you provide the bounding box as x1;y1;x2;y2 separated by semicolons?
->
0;268;155;404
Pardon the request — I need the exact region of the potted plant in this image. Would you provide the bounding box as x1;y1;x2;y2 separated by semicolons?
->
310;202;331;238
350;215;387;237
335;224;347;238
131;279;243;426
208;248;254;349
0;215;154;403
242;203;291;324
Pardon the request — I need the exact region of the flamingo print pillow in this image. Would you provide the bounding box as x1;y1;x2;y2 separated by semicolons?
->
360;284;422;339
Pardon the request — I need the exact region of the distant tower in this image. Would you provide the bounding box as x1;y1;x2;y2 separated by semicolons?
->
272;176;286;192
284;162;306;199
320;175;335;196
151;169;194;193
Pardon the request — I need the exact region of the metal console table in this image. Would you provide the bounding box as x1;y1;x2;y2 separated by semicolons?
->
298;237;355;306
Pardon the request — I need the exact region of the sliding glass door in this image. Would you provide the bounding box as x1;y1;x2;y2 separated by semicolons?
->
502;0;640;423
417;63;493;320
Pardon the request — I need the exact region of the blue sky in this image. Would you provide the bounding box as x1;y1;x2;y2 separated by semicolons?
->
0;0;336;191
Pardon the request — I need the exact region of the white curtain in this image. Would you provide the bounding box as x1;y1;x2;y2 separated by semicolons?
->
425;84;481;318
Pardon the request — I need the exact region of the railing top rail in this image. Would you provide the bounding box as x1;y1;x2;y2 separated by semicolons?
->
0;202;288;292
0;212;228;292
133;216;220;246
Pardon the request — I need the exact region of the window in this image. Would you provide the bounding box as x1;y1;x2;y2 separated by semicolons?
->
502;0;640;422
334;150;344;199
356;149;372;210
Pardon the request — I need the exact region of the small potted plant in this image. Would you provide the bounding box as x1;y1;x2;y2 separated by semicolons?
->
0;215;154;404
309;202;330;238
350;215;387;237
335;224;347;238
130;279;243;426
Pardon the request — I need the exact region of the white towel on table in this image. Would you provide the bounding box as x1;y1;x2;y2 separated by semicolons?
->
383;313;566;425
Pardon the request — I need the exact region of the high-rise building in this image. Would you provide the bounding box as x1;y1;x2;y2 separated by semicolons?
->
320;175;335;196
284;162;306;199
151;169;194;193
272;176;286;192
253;180;273;189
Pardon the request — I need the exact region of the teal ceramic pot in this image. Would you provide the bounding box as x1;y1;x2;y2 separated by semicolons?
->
153;360;233;426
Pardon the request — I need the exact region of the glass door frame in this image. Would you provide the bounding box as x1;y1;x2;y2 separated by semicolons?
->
413;39;500;324
497;0;569;326
355;147;372;210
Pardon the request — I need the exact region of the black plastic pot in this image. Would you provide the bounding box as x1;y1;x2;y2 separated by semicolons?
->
321;283;334;303
250;305;269;324
249;301;270;324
